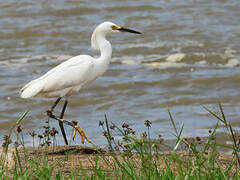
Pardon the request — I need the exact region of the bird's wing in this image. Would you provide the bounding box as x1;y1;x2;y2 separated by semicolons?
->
40;55;95;93
40;55;93;78
20;55;95;98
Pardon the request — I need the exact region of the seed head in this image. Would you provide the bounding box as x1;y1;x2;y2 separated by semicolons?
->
110;125;115;130
46;140;51;146
196;136;201;141
43;129;50;137
38;134;43;139
122;123;129;129
43;126;49;130
14;141;19;148
29;131;36;137
50;127;58;136
99;121;104;127
144;120;152;127
103;131;108;137
17;125;22;133
2;135;12;147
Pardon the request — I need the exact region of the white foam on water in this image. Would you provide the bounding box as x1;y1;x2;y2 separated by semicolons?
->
225;58;240;67
166;53;186;62
112;55;145;62
0;54;73;69
224;47;237;58
193;52;206;57
114;54;160;64
143;62;187;69
176;40;204;48
197;60;207;65
0;58;31;69
121;60;139;65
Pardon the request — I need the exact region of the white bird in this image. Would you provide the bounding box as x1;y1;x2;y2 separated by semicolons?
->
20;21;141;145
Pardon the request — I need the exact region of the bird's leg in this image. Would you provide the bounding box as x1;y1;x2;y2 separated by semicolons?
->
59;100;69;145
51;97;62;111
46;97;62;117
46;97;68;145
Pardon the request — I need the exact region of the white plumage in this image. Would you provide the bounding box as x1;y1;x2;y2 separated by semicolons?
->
21;55;96;98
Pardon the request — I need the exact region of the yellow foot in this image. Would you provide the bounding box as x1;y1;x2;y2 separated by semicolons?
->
73;126;91;144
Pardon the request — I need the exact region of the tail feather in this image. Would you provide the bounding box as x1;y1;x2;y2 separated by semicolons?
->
20;80;44;98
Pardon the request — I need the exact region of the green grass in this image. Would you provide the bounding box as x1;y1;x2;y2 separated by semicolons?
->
0;104;240;179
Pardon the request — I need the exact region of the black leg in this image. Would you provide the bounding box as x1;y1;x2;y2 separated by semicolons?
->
51;97;62;111
59;100;68;145
46;97;61;118
46;97;69;145
60;100;68;118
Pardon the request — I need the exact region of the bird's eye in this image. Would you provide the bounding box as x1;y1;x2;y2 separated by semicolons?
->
111;25;120;30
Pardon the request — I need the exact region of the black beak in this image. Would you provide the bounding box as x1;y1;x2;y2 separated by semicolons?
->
117;27;142;34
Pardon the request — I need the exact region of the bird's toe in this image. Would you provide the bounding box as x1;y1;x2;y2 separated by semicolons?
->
73;126;91;144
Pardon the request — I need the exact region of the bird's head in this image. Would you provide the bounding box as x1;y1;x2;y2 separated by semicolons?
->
91;21;141;50
96;21;142;34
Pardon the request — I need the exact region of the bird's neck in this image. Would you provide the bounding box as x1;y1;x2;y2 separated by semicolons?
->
97;35;112;64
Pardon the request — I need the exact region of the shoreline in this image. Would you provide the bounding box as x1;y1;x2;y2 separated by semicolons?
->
1;145;237;177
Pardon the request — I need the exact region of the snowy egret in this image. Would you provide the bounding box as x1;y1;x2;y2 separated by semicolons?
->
20;21;141;145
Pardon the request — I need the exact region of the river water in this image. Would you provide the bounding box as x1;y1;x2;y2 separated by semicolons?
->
0;0;240;146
